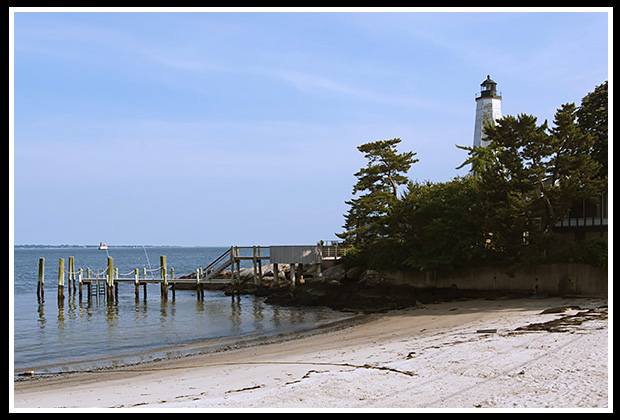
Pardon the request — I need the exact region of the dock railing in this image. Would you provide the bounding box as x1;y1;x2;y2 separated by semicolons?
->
320;244;349;259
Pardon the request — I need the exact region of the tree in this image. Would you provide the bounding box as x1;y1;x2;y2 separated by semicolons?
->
457;114;551;260
576;80;608;178
391;176;492;271
338;138;418;247
546;102;605;231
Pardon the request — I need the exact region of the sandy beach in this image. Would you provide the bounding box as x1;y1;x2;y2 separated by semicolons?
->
12;295;609;411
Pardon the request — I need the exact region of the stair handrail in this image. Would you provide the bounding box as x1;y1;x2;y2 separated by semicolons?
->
204;248;231;271
203;248;234;281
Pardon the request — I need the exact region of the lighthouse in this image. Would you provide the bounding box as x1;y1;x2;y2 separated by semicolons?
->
473;75;502;148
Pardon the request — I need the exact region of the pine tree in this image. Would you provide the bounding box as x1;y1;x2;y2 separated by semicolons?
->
576;81;608;178
546;103;605;232
338;138;418;247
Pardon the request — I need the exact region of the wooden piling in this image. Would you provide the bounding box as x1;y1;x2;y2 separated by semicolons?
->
107;256;114;302
114;267;119;299
290;263;296;286
171;268;176;300
252;246;258;285
229;246;235;284
78;268;83;299
200;268;204;300
257;246;263;285
68;256;75;294
160;256;168;300
58;258;65;300
134;268;139;300
86;268;92;300
196;268;202;300
37;258;44;299
143;267;147;299
234;247;241;284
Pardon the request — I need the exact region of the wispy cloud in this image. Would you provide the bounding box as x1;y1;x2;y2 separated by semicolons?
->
272;69;436;109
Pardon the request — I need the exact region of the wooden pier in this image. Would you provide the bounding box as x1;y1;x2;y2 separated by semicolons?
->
37;244;347;304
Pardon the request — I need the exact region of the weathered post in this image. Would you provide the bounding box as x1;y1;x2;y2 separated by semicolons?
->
107;256;114;302
114;267;119;299
134;268;140;300
252;246;258;285
86;268;92;300
229;246;235;284
58;258;65;300
143;267;148;299
290;263;296;286
68;256;75;294
235;247;241;284
257;246;263;285
200;268;204;300
196;268;204;300
78;268;83;299
37;257;45;300
160;256;168;300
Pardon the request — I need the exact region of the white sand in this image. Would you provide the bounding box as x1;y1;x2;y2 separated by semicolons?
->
12;296;610;410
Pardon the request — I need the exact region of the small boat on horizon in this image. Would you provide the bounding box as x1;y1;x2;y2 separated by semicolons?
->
99;241;108;250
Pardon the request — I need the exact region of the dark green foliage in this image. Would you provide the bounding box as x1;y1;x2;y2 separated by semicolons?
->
576;81;608;179
393;177;492;271
546;237;608;269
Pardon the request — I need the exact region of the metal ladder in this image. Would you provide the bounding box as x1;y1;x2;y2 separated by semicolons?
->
92;277;107;296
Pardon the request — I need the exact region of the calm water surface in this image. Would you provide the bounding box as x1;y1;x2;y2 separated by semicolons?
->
12;246;350;375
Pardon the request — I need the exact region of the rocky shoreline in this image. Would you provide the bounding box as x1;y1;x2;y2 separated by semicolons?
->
180;263;535;313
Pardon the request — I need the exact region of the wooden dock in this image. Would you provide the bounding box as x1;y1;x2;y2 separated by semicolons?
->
37;245;347;304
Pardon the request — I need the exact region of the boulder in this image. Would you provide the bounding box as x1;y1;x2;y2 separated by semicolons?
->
345;266;364;281
360;269;388;286
321;264;346;282
260;263;288;281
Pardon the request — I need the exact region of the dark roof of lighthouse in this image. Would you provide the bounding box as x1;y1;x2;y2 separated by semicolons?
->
481;75;497;86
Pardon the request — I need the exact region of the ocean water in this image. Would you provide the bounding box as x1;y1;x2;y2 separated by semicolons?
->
12;246;350;376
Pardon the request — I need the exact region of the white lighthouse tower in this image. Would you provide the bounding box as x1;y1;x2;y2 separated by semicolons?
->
473;75;502;148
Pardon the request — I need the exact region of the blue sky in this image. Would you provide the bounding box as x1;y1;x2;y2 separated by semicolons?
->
10;8;610;246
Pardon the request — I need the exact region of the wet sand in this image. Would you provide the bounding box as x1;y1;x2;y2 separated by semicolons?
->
12;296;609;410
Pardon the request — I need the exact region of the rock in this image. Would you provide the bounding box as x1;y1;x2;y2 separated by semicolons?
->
260;263;277;277
238;267;255;281
345;266;364;281
540;306;581;314
302;263;322;278
254;263;288;281
360;269;387;286
321;264;346;282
